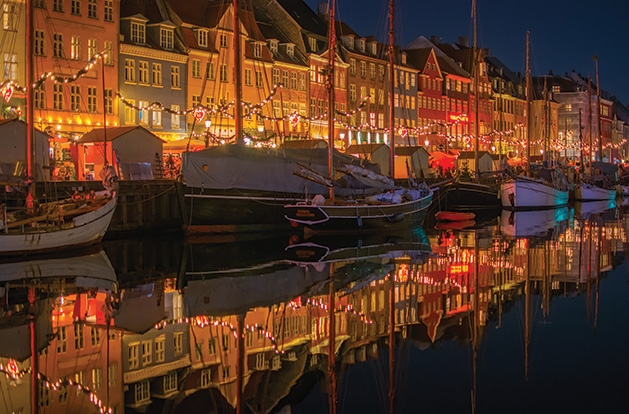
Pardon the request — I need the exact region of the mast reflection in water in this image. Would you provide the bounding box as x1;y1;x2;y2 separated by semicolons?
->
0;201;627;414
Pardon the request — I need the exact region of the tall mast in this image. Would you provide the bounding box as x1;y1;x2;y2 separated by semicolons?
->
233;0;243;145
388;271;395;414
26;0;35;201
327;0;336;201
388;0;395;179
594;55;603;161
472;0;479;178
587;77;593;166
525;31;531;173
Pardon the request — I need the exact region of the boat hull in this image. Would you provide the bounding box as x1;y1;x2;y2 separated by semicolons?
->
574;183;617;201
284;190;433;234
500;179;568;210
0;193;117;256
444;180;501;210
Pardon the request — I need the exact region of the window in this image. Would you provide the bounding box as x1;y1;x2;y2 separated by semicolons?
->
255;71;263;88
124;99;135;124
173;331;183;355
369;63;375;80
88;0;96;18
269;39;278;54
91;368;101;390
138;61;149;84
87;38;96;60
253;43;262;58
71;0;80;15
308;36;317;52
58;384;68;403
74;372;84;395
200;369;211;388
152;109;162;127
197;29;208;47
103;41;113;65
3;53;17;80
152;63;162;85
300;73;306;91
272;69;279;85
291;72;297;89
171;104;180;129
53;0;63;12
219;33;227;48
282;70;288;87
139;100;149;126
164;372;177;393
52;83;63;111
128;343;140;369
360;61;366;78
219;64;227;82
108;363;117;387
34;30;45;55
244;69;252;86
130;21;145;44
171;66;180;88
3;4;17;31
349;84;356;102
160;28;173;49
53;33;64;58
74;324;84;349
134;380;150;404
35;85;45;109
286;44;294;56
57;326;67;353
155;337;165;362
191;59;201;78
104;0;113;22
70;36;81;60
349;58;356;76
104;88;113;114
87;87;97;112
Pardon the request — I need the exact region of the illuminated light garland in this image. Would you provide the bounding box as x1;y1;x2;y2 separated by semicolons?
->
0;363;113;414
0;53;109;103
288;297;373;324
153;316;285;354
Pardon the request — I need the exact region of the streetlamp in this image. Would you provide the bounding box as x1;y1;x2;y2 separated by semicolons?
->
204;119;211;148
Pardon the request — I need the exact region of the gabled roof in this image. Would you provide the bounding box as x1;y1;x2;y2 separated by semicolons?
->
79;126;165;143
406;36;469;78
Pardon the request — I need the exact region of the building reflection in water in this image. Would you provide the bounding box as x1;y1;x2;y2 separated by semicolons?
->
0;201;626;414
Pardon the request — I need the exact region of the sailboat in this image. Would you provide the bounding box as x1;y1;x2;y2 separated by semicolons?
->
0;0;117;256
574;59;617;202
500;32;569;210
282;0;432;234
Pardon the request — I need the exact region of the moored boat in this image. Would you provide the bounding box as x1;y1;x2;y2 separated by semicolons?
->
435;211;476;222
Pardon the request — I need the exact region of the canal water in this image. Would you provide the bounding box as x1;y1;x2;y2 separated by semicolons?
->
0;199;627;414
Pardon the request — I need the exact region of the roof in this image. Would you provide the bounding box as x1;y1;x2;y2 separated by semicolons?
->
457;151;492;159
395;146;429;156
276;0;328;37
120;0;165;22
346;143;389;153
164;0;227;29
406;36;469;77
79;126;165;143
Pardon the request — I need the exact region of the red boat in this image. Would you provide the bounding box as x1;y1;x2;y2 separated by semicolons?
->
435;211;476;222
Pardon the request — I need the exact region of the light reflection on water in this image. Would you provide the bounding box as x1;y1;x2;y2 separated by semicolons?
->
0;202;627;414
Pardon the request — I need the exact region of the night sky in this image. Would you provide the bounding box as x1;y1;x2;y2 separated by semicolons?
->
305;0;629;105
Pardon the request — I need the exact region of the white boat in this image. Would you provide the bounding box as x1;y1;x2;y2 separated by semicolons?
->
500;175;569;210
0;191;117;257
500;207;569;238
574;182;617;202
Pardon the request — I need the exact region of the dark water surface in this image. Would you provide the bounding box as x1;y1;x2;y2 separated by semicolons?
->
0;199;627;414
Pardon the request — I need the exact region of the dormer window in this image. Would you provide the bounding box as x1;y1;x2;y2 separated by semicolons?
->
130;21;146;44
160;27;174;50
371;42;377;55
348;35;354;49
308;36;317;52
286;44;294;56
359;38;365;53
197;29;208;47
401;52;407;65
253;42;262;58
269;39;278;54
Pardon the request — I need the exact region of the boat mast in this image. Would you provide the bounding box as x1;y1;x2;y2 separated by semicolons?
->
525;31;531;173
388;269;395;414
26;0;35;202
472;0;479;178
327;0;336;201
594;55;603;161
233;0;243;145
587;77;592;167
388;0;395;179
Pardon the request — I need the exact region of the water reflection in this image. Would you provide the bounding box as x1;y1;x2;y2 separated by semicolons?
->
0;202;627;414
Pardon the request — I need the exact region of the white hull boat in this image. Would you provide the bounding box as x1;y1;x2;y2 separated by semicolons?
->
574;183;616;201
500;177;569;210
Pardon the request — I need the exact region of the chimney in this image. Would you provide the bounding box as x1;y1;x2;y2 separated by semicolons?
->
318;3;329;19
458;36;468;47
430;35;439;44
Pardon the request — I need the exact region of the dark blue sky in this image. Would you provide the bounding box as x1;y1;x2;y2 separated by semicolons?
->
305;0;629;105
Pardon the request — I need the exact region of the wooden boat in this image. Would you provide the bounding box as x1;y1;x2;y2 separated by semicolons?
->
574;182;616;202
435;211;476;222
